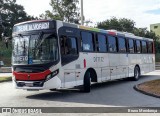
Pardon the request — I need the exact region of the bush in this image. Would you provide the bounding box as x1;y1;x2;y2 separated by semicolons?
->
156;53;160;62
0;40;12;66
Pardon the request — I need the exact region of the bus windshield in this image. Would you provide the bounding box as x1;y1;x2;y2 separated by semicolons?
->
12;33;58;65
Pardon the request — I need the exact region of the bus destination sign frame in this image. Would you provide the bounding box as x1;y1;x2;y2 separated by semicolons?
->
13;21;53;33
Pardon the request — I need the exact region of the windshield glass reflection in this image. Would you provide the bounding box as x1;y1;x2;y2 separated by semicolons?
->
12;34;58;65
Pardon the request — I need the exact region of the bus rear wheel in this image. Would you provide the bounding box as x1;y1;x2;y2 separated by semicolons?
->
133;66;140;81
83;71;91;93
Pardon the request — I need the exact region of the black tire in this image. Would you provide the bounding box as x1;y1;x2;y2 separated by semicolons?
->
83;71;91;93
50;89;56;91
133;66;140;81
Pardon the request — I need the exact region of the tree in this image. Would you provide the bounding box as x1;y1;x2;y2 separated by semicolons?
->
0;0;35;38
97;17;160;54
0;15;4;37
40;0;80;24
97;17;159;40
97;17;135;32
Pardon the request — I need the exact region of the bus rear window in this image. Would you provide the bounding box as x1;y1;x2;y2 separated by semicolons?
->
142;41;147;53
148;42;153;53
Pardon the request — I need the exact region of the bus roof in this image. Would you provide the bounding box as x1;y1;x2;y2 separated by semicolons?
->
59;20;153;41
14;20;50;26
14;20;153;41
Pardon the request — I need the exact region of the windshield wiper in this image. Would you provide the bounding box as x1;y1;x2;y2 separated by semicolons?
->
35;31;44;49
35;33;53;57
34;32;44;56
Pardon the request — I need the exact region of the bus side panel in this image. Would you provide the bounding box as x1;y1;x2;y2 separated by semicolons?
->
142;54;150;73
136;54;142;74
75;52;98;83
128;54;137;77
149;54;155;72
118;54;129;79
140;53;146;75
97;53;110;82
108;54;119;80
141;54;155;73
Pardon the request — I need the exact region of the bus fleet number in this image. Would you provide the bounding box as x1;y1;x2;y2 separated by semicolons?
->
93;57;104;62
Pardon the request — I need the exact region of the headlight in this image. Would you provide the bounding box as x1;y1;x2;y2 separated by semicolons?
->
45;69;59;82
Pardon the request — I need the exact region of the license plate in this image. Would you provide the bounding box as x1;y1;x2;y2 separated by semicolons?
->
25;83;33;87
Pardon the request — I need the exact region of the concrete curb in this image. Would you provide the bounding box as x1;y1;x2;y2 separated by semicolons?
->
0;67;12;73
133;84;160;99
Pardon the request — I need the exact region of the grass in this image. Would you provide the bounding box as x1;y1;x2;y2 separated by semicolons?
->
0;77;12;83
137;79;160;96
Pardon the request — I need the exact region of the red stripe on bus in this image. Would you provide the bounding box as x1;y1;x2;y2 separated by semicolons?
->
13;69;51;81
84;59;86;68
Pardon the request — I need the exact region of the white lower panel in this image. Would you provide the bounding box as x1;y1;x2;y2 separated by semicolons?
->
101;77;110;82
77;80;83;86
98;78;102;83
129;73;134;77
43;76;61;89
110;75;117;80
141;71;145;75
63;80;83;88
13;76;62;90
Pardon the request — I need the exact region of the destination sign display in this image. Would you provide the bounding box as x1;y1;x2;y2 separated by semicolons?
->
13;21;54;33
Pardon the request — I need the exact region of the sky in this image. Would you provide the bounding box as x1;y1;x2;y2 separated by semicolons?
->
16;0;160;30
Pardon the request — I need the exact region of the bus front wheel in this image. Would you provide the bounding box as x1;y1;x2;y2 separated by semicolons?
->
83;71;91;93
133;66;140;81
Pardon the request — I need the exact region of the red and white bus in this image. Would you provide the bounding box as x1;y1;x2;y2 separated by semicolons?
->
12;20;155;92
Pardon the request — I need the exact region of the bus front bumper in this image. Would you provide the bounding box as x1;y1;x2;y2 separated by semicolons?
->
12;76;62;90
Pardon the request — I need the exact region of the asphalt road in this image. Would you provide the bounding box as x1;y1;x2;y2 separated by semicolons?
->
0;71;160;114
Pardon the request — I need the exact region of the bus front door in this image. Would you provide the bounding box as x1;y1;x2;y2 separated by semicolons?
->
60;35;79;88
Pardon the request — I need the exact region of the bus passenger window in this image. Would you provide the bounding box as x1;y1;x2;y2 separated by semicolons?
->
118;37;126;53
81;32;94;52
136;40;141;53
97;34;107;52
67;37;78;54
142;41;147;53
128;39;134;53
60;36;78;55
108;36;117;52
60;36;78;65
